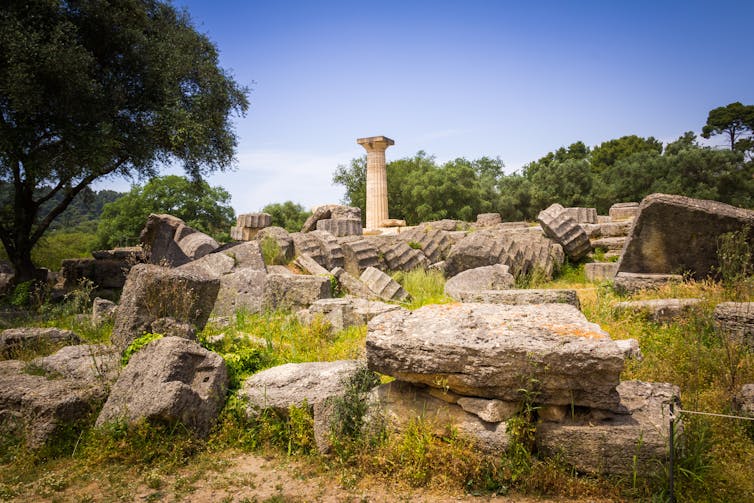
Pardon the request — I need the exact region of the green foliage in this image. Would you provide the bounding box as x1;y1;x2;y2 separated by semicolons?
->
97;175;235;248
701;102;754;151
392;268;451;309
9;280;33;308
220;346;269;390
261;201;311;232
328;366;381;460
715;226;752;286
121;333;164;366
0;0;248;281
259;236;286;266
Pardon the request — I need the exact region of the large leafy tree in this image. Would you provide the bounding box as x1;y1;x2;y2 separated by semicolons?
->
0;0;248;281
701;102;754;151
96;175;235;248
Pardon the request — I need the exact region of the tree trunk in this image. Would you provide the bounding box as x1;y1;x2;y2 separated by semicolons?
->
8;244;42;285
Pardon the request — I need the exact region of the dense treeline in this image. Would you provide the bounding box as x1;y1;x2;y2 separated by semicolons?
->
333;131;754;225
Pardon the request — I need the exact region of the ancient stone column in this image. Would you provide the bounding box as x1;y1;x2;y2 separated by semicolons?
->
357;135;394;230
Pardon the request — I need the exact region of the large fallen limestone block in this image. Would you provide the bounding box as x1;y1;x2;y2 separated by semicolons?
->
443;264;514;301
536;380;679;476
360;267;409;302
309;231;346;269
111;264;220;351
140;214;219;266
294;253;331;276
379;241;428;272
582;221;633;239
451;288;580;309
367;303;625;411
0;327;80;357
240;360;368;415
614;298;701;323
97;337;227;437
365;380;510;453
537;204;592;260
613;272;683;295
618;194;754;279
0;345;118;448
262;273;331;311
212;269;267;316
714;302;754;347
302;205;361;233
61;258;129;290
444;232;505;278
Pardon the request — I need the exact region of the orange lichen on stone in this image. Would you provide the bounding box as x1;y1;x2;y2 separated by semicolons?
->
543;323;606;340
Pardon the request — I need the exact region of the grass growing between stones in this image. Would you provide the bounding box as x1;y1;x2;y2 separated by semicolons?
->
2;265;754;501
392;268;452;309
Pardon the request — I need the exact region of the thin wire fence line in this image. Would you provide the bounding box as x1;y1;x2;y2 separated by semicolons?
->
674;408;754;422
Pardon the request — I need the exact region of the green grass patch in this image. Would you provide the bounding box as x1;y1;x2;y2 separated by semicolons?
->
392;268;452;309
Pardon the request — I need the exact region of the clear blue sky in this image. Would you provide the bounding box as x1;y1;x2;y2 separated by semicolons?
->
102;0;754;214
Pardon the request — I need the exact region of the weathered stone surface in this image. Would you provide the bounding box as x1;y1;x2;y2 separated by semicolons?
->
420;219;469;232
582;221;633;239
445;229;564;280
398;227;453;264
451;289;580;309
215;241;267;271
237;213;272;229
331;267;377;300
230;226;260;241
177;251;235;277
618;194;754;279
714;302;754;347
97;337;227;437
92;297;117;325
61;258;129;290
475;213;502;226
140;213;188;266
609;202;639;221
111;264;220;351
339;238;380;276
537;204;592;260
591;236;626;253
140;214;219;266
149;317;197;340
381;218;406;228
256;226;295;263
295;253;331;276
366;380;510;452
316;218;362;237
537;380;679;476
309;230;346;269
615;338;643;360
562;207;598;224
360;267;409;302
240;360;365;414
444;264;514;301
367;303;624;411
444;232;505;278
585;262;619;282
0;345;117;447
735;384;754;416
262;273;331;311
0;328;80;356
613;272;684;295
302;205;361;233
213;269;267;316
298;297;401;331
177;232;220;261
379;240;428;272
456;397;518;423
614;298;702;323
31;344;120;384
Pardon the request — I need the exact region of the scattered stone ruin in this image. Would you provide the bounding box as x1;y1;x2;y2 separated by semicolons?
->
2;191;754;478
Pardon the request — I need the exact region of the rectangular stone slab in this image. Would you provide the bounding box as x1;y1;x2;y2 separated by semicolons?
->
367;303;625;411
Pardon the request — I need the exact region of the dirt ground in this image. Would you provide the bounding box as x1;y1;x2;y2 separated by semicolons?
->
11;451;619;503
